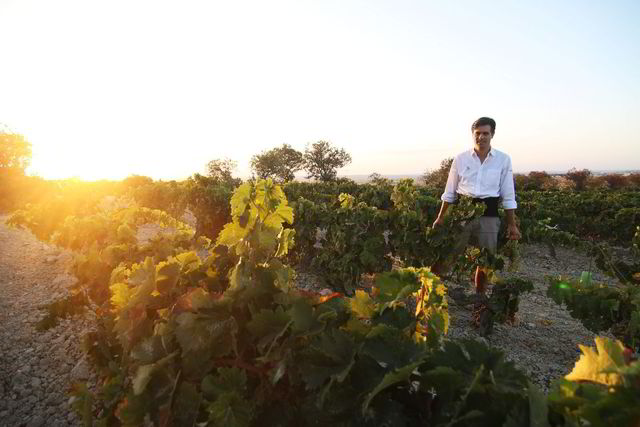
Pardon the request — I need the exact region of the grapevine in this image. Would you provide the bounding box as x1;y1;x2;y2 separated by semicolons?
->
6;178;640;426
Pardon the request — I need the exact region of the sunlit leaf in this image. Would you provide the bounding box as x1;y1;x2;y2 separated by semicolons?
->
264;203;294;228
565;336;626;385
110;282;134;310
229;182;252;218
175;251;201;273
349;290;376;319
275;228;295;258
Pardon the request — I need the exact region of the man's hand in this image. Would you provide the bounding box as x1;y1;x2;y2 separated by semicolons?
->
504;209;521;240
507;223;521;240
432;216;445;228
432;202;450;228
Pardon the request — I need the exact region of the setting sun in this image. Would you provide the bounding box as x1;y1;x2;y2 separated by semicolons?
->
30;144;135;181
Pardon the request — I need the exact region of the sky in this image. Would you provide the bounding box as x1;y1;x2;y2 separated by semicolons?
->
1;0;639;180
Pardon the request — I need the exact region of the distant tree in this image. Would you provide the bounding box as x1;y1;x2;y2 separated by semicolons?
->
421;158;453;190
513;174;529;192
586;175;610;190
525;171;552;191
206;158;239;185
602;173;628;190
627;173;640;189
552;175;576;191
541;175;560;191
303;140;352;182
122;174;154;189
0;131;35;212
0;131;32;175
565;168;591;191
368;172;393;187
250;144;304;182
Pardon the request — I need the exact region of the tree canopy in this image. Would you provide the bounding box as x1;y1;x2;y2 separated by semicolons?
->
250;144;304;182
422;157;453;190
303;140;352;182
566;168;591;191
0;131;32;175
205;158;239;185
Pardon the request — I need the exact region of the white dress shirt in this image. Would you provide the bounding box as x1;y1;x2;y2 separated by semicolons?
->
440;148;517;210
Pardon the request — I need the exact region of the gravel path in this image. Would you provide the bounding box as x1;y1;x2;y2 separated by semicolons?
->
0;215;95;427
446;243;613;392
295;243;615;393
0;215;615;425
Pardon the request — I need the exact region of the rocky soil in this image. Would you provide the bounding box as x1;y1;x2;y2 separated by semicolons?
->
0;214;619;425
0;215;97;427
296;243;616;393
446;244;614;393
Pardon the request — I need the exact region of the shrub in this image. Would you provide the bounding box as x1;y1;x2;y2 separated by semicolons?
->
586;175;610;190
421;157;453;190
565;168;591;191
525;171;553;191
602;173;628;190
627;173;640;189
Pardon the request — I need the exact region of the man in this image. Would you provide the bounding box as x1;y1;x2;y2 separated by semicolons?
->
432;117;521;319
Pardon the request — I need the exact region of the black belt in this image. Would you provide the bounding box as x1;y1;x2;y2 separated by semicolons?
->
457;194;500;217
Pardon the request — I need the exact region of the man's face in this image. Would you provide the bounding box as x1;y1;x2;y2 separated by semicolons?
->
473;125;493;152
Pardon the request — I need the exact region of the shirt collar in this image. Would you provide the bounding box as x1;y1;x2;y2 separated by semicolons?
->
470;148;494;158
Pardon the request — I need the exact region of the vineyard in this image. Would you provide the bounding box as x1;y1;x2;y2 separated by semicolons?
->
1;176;639;426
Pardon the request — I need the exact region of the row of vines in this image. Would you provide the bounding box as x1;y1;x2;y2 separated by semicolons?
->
5;177;640;426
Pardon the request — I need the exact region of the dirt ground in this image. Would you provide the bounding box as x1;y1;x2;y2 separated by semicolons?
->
294;243;617;393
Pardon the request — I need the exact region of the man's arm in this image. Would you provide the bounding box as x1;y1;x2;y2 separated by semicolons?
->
501;156;521;240
433;158;459;227
433;201;450;227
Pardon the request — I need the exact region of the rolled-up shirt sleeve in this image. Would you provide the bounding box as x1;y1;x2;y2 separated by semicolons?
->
500;156;517;209
440;157;459;203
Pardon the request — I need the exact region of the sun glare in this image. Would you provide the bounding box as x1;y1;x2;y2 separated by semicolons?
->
30;147;136;181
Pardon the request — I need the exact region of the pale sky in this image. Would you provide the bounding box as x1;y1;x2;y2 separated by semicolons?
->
1;0;639;180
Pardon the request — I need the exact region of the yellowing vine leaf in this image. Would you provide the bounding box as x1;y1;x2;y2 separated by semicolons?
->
263;203;294;228
175;251;201;272
349;290;376;319
155;260;180;294
229;183;252;218
217;222;249;247
565;336;626;385
275;228;295;258
110;282;133;310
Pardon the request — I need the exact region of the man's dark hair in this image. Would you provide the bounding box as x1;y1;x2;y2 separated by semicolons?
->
471;117;496;135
